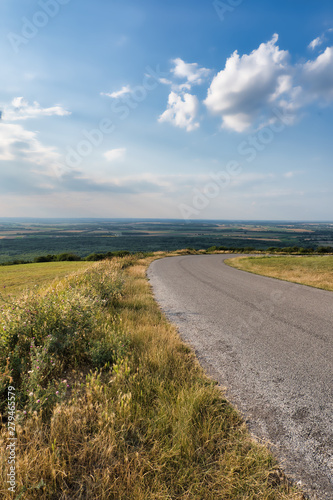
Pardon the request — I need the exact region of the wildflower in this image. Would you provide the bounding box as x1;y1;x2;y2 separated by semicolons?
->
28;370;33;374
62;380;67;383
37;366;40;370
23;411;27;414
56;391;59;395
29;392;33;397
37;399;40;403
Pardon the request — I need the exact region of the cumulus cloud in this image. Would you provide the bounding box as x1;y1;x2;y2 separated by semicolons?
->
101;85;132;99
204;34;297;132
158;91;199;132
157;58;210;131
302;46;333;100
159;58;210;93
104;148;126;162
171;58;210;87
3;97;71;121
159;35;333;134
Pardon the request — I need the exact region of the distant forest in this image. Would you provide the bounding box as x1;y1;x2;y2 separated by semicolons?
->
0;219;332;264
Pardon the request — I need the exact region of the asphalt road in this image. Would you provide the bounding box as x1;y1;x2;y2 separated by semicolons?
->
147;255;333;500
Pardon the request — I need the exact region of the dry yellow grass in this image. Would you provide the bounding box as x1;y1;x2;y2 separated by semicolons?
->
226;255;333;291
0;255;304;499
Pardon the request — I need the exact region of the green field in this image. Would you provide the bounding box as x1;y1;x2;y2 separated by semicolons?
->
0;218;332;263
226;255;333;291
0;261;93;299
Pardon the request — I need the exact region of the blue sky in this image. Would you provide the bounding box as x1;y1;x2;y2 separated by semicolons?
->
0;0;332;220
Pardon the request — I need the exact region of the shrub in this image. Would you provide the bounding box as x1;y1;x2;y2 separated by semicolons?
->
56;253;81;261
0;260;128;418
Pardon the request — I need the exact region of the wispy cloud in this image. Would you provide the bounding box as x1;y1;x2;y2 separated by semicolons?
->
0;122;61;170
2;97;71;121
101;85;132;99
308;28;333;50
104;148;126;162
308;37;324;51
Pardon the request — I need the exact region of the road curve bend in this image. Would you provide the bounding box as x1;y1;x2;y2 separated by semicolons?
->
147;255;333;500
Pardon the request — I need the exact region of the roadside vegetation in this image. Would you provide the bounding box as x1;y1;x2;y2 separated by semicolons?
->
0;254;304;499
226;255;333;291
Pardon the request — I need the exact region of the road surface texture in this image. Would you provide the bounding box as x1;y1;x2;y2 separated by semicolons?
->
147;255;333;500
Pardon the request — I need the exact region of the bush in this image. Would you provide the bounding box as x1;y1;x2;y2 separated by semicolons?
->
317;246;333;253
0;260;128;418
56;253;81;261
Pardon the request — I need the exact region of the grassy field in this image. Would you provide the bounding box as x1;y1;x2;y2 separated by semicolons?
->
0;254;303;499
0;261;93;299
226;255;333;291
0;219;332;263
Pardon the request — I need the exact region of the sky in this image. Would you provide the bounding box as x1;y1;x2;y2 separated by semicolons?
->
0;0;333;220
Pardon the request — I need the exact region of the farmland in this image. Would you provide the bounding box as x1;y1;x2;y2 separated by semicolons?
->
0;261;93;299
0;218;332;263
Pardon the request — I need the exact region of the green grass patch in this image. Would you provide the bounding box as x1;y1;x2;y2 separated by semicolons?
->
226;255;333;291
0;261;93;299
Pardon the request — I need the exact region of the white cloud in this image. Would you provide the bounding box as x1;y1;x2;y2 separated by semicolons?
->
283;170;304;179
204;34;296;132
104;148;126;162
171;58;210;87
308;36;323;51
0;122;61;170
158;91;199;132
159;77;173;86
159;35;333;134
308;29;333;51
3;97;71;121
157;58;210;131
101;85;132;99
302;46;333;99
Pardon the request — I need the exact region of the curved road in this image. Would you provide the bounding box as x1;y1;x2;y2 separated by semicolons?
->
147;255;333;500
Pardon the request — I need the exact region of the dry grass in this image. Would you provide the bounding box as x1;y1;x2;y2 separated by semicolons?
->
226;255;333;291
0;254;304;499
